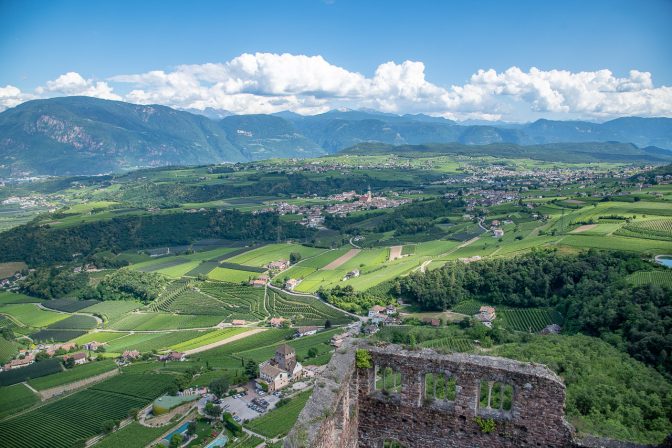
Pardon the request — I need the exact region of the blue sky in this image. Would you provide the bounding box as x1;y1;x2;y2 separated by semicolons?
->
0;0;670;121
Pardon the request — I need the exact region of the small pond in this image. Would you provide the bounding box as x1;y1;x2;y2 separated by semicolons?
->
655;255;672;268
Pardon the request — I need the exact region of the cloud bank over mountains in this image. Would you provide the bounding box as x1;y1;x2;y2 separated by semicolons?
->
1;52;670;121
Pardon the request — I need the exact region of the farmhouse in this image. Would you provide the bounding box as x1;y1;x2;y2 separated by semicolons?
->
249;275;269;287
269;317;288;327
368;305;386;318
285;278;300;291
257;344;303;392
84;341;105;351
342;269;360;281
160;351;186;362
2;353;35;371
295;326;319;337
267;260;290;271
122;350;140;361
386;305;397;315
493;228;504;237
64;352;88;365
476;305;496;327
231;319;246;326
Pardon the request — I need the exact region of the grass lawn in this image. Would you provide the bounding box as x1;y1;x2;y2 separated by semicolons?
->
0;292;39;305
80;301;142;323
225;243;323;267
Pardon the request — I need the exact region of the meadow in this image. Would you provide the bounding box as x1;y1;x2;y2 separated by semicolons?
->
245;389;312;438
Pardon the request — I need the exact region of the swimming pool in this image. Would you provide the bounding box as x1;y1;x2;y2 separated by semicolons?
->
163;421;191;442
204;433;229;448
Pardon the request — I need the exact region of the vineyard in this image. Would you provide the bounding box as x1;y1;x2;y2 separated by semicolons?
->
0;374;174;448
267;289;353;326
0;358;63;386
0;383;38;420
28;359;118;390
107;313;223;331
41;299;100;313
45;314;98;330
104;330;205;353
170;328;250;352
245;389;312;438
616;219;672;241
498;308;564;332
30;329;88;342
0;338;17;363
418;337;474;352
628;270;672;289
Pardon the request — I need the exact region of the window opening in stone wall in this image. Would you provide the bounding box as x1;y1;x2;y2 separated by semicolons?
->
424;372;457;401
375;366;402;394
479;380;513;412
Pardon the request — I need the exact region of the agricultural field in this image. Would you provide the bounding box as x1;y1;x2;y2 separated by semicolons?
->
28;359;118;390
418;337;474;352
0;338;17;363
107;313;223;331
451;301;564;333
0;358;64;386
80;301;142;323
170;328;250;352
0;373;174;448
208;266;262;283
234;328;343;364
103;330;205;353
30;329;88;342
246;389;312;438
0;383;39;419
41;299;100;313
225;243;324;267
0;303;68;328
93;422;167;448
627;270;672;288
44;314;98;330
617;218;672;241
0;292;42;305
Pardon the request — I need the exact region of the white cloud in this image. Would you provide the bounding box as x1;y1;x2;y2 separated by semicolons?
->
36;72;121;101
2;54;671;120
0;85;34;111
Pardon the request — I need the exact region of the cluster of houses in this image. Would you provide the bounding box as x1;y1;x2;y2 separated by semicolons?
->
0;342;79;372
363;304;399;335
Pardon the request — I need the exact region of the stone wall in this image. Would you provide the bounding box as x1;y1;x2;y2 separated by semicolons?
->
286;340;660;448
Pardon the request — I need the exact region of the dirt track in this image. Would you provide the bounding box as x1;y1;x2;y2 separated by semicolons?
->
323;249;360;270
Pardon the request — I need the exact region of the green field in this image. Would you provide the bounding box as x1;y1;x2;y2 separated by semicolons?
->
0;292;42;305
246;389;312;438
225;243;324;267
93;422;167;448
28;359;118;390
0;338;17;363
81;301;142;323
103;330;206;353
208;267;261;283
0;303;68;328
169;328;250;351
107;313;223;331
0;383;39;419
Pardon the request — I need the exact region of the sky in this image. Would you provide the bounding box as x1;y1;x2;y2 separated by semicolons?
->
0;0;671;121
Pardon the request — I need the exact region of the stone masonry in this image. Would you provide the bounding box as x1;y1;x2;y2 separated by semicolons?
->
286;340;656;448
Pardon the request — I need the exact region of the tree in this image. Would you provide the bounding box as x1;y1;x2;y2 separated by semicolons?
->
204;402;222;418
324;319;332;329
169;434;183;448
101;419;116;434
245;360;258;379
307;347;318;359
289;252;302;264
128;408;140;420
209;377;230;398
63;357;76;369
187;421;197;437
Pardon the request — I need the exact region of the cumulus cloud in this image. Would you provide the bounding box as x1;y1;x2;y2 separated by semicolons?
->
36;72;121;101
0;85;35;111
2;54;671;120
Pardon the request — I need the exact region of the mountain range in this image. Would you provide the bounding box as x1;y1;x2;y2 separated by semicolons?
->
1;96;671;176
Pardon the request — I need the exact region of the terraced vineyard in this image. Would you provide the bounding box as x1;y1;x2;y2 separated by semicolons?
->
199;282;266;321
0;374;174;448
267;289;353;326
107;313;223;330
628;270;672;288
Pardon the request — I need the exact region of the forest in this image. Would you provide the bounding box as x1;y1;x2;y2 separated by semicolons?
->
0;209;313;266
398;249;672;376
